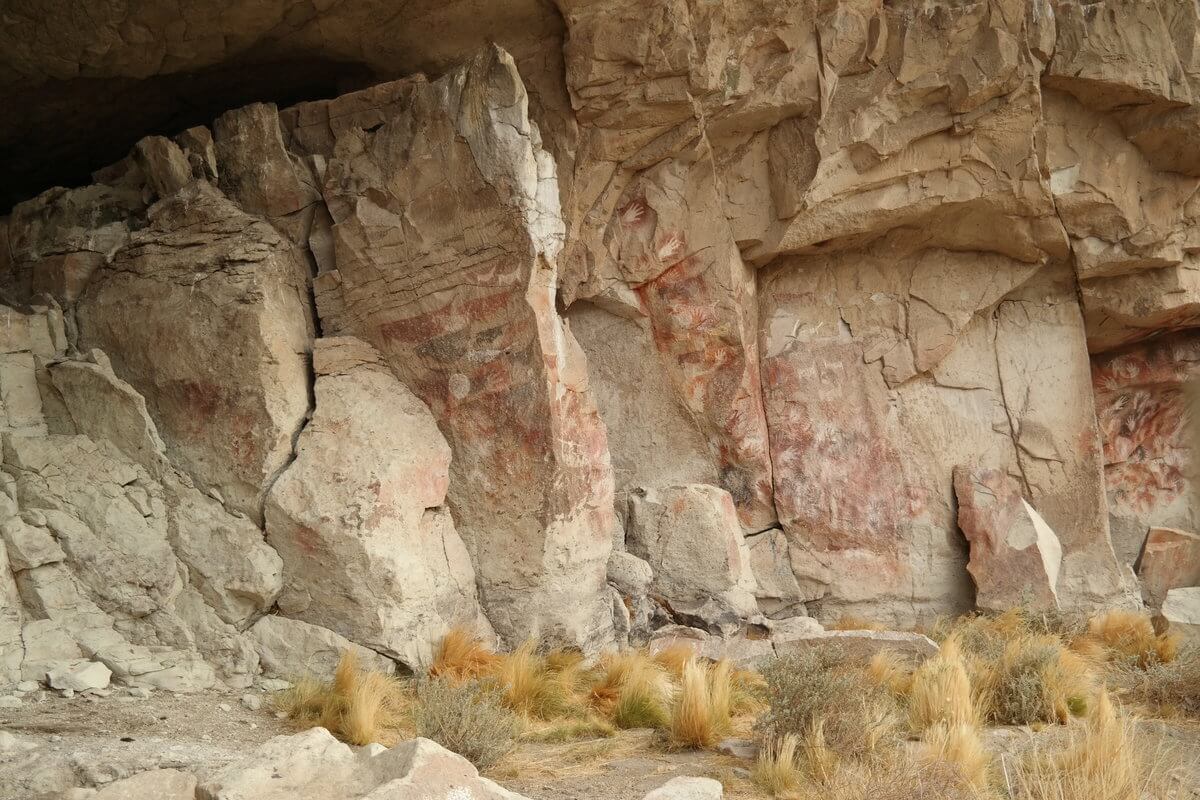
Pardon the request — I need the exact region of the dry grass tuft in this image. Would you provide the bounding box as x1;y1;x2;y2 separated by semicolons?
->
497;641;578;720
668;658;722;749
1084;610;1178;667
752;733;802;797
984;634;1095;725
909;637;978;731
1011;691;1183;800
918;722;991;792
867;650;914;699
1111;643;1200;717
430;626;502;681
652;642;697;677
276;651;409;746
589;650;672;730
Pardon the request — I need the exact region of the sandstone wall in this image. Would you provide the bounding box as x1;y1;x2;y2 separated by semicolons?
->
1;0;1198;687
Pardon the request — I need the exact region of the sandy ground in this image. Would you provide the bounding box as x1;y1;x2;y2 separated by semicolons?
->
2;688;1199;799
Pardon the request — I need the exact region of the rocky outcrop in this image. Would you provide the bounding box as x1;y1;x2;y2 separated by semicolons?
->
954;467;1064;613
5;0;1200;666
265;337;490;669
310;48;615;650
1162;587;1200;643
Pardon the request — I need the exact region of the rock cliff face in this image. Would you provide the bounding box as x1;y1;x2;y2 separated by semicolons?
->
1;0;1198;685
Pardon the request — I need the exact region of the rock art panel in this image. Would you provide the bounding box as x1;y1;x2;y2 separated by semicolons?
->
1091;332;1200;567
313;49;614;650
77;182;313;523
265;337;489;669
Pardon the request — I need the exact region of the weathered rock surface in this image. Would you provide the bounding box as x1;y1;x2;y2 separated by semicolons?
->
93;768;198;800
1138;528;1200;608
249;616;395;681
627;485;759;634
76;181;313;524
199;729;531;800
311;48;614;650
265;337;489;670
643;776;724;800
954;467;1064;613
5;0;1200;664
1161;587;1200;643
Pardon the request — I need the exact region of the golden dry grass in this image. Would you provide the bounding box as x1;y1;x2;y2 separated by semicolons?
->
669;658;721;749
276;651;410;746
1082;610;1179;667
430;626;502;680
867;650;915;698
752;733;802;796
919;723;991;792
589;650;672;730
909;637;978;731
830;615;887;632
652;642;697;677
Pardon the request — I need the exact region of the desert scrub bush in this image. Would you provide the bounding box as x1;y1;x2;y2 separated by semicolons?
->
756;646;901;761
414;676;520;769
1111;642;1200;716
1011;691;1182;800
276;651;410;746
985;635;1095;725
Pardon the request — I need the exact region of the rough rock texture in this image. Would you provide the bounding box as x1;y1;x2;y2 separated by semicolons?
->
626;485;758;634
642;776;724;800
93;769;197;800
4;0;1200;662
310;48;615;649
76;181;314;524
1138;528;1200;608
1161;587;1200;643
249;616;395;681
265;337;489;670
199;729;532;800
954;467;1064;612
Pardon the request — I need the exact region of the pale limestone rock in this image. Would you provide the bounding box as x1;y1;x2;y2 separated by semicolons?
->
76;181;313;524
642;777;724;800
249;615;395;681
266;337;488;669
607;551;654;598
954;467;1064;613
314;49;614;650
1;517;64;570
1161;587;1200;643
46;659;111;691
92;769;197;800
1138;528;1200;607
745;528;813;619
199;729;532;800
627;485;759;633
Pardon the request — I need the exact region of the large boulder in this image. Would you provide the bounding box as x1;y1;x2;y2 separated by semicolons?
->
1138;528;1200;608
954;467;1064;613
626;484;759;634
249;616;395;681
1161;587;1200;644
265;337;489;670
198;729;532;800
310;49;615;650
76;181;313;523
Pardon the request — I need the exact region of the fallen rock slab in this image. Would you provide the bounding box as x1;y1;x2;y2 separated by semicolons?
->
46;659;111;692
1161;587;1200;643
93;769;197;800
198;728;532;800
643;776;724;800
1138;528;1200;607
953;467;1063;612
773;630;939;663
